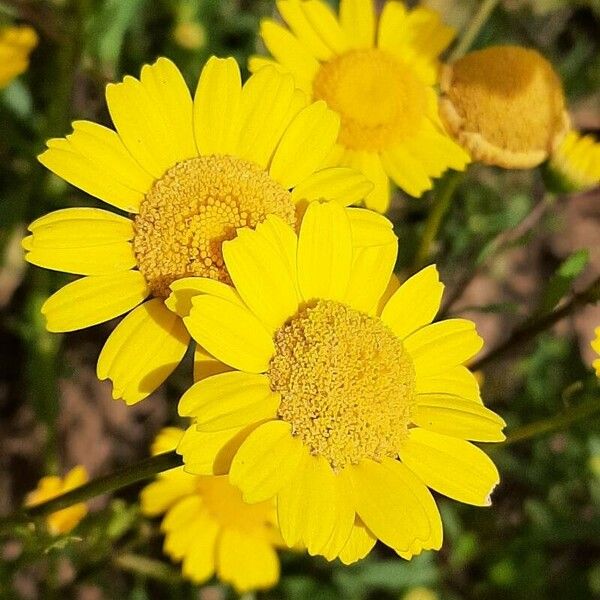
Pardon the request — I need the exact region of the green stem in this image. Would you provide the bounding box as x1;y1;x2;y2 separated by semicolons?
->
114;553;183;584
0;451;182;536
471;275;600;371
449;0;501;61
412;172;463;273
503;398;600;446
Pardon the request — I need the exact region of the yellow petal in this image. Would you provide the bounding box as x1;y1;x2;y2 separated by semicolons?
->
177;424;256;476
291;167;373;207
217;529;280;593
350;458;432;553
300;0;349;55
140;475;196;517
230;420;304;503
278;452;347;556
106;58;194;178
193;56;242;155
181;513;219;583
270;101;340;189
193;344;232;382
348;151;391;213
404;318;484;377
415;365;482;404
161;495;202;534
276;0;333;61
345;242;397;315
97;299;190;404
340;0;375;49
179;372;278;432
377;1;407;51
184;294;274;373
297;201;352;302
237;67;298;168
248;55;289;77
381;265;444;339
338;520;377;565
165;277;242;318
260;19;320;90
412;394;506;442
223;220;299;333
41;271;148;332
399;428;500;507
403;7;455;62
346;207;396;247
381;143;434;198
151;427;185;455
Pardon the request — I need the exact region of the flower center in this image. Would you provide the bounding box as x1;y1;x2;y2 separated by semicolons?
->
269;300;415;471
133;155;296;298
196;476;274;535
313;49;428;152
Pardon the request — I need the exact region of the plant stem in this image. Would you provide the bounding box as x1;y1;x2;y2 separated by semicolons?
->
114;553;183;584
0;451;182;535
450;0;501;61
471;275;600;371
412;172;463;273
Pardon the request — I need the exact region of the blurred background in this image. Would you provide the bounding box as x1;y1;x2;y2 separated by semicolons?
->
0;0;599;598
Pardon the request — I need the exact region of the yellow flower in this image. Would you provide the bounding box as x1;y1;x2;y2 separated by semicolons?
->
549;130;600;192
592;327;600;377
176;201;506;563
23;56;385;405
141;427;282;593
0;26;37;89
26;466;88;535
439;45;569;169
251;0;470;212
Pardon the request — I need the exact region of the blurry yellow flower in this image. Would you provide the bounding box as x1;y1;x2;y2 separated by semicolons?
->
23;55;384;405
141;427;281;593
403;588;439;600
177;201;505;563
592;327;600;377
0;26;37;88
439;45;569;169
549;130;600;192
173;21;206;50
251;0;470;212
26;466;88;535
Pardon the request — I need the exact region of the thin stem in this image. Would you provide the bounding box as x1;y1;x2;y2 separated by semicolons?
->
503;397;600;446
0;451;182;535
412;172;463;273
450;0;501;61
471;275;600;371
114;553;183;584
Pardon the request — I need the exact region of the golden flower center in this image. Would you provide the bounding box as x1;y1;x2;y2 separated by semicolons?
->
313;49;428;152
269;300;416;471
196;475;274;535
133;155;296;298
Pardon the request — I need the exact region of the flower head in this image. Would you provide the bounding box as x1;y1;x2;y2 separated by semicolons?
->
251;0;470;212
23;56;384;405
177;201;505;563
0;26;37;88
26;466;88;535
439;45;569;168
141;427;281;592
592;327;600;377
549;130;600;192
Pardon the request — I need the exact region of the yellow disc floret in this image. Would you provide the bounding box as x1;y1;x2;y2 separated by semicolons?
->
269;300;415;471
133;155;295;297
313;49;428;152
439;46;569;168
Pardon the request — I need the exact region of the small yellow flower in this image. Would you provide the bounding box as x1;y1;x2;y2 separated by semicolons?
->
439;45;569;169
26;466;88;535
549;130;600;192
23;56;388;405
592;327;600;377
0;26;37;89
251;0;470;212
141;428;282;593
177;201;505;563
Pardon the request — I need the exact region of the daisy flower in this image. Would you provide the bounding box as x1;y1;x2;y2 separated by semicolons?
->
549;130;600;192
23;56;386;405
439;45;570;169
592;327;600;377
26;466;88;535
141;427;282;592
177;201;506;563
0;25;37;88
251;0;470;212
